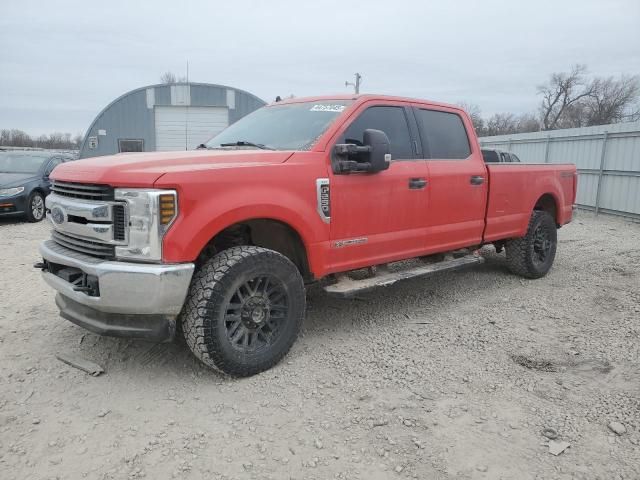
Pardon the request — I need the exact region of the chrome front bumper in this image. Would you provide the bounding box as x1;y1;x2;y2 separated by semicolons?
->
40;240;194;341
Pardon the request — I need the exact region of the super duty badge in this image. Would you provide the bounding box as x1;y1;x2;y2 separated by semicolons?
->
316;178;330;223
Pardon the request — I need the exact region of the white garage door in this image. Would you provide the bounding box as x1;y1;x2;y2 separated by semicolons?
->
155;106;229;151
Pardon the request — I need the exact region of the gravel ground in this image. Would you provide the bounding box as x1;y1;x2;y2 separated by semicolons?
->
1;211;639;480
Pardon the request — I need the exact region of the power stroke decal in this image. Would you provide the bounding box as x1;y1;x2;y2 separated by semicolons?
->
316;178;330;223
334;237;368;248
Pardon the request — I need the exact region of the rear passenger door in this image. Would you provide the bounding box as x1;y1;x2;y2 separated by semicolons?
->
413;106;487;251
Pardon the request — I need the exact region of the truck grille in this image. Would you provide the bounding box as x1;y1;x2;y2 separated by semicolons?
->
51;181;114;201
52;231;116;259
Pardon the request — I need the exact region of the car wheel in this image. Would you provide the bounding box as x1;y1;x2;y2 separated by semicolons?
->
180;246;305;377
506;210;557;279
26;191;45;222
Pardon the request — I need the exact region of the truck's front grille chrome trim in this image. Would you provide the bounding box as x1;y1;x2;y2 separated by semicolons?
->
51;181;114;201
51;231;115;259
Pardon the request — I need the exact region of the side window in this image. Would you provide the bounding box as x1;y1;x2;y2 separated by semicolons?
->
44;158;63;176
415;109;471;160
342;106;413;159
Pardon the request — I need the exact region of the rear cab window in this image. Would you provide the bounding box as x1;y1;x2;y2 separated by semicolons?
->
414;108;471;160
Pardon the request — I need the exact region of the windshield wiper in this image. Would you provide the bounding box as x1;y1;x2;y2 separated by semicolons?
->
218;141;274;150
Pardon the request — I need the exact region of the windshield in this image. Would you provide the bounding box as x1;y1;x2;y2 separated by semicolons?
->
0;153;48;174
205;100;353;151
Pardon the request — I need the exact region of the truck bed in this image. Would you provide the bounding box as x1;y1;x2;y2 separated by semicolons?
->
483;163;577;242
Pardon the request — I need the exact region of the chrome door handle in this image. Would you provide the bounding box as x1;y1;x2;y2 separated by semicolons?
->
409;178;427;189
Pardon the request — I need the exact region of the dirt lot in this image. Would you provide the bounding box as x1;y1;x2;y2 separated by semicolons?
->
1;212;639;480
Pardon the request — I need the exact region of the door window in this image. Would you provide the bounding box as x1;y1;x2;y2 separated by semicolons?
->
342;106;413;159
415;109;471;159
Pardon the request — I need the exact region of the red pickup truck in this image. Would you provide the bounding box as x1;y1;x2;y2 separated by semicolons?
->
39;95;576;376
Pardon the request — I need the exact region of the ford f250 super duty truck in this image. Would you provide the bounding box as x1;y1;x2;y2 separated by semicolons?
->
38;95;577;376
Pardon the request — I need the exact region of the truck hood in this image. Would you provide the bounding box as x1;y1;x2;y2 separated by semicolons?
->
51;150;295;187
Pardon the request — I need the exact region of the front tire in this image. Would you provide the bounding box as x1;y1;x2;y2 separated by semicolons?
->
26;191;45;222
505;210;557;279
180;246;305;377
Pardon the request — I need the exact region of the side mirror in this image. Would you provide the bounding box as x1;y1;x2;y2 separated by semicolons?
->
363;129;391;172
332;128;391;174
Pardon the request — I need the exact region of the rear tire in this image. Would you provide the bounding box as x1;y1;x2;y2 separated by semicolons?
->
26;191;45;222
180;246;305;377
505;210;557;279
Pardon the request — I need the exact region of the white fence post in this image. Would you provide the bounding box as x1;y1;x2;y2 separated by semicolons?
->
594;131;609;215
544;135;551;163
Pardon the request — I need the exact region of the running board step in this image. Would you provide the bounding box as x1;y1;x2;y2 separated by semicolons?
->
323;255;484;297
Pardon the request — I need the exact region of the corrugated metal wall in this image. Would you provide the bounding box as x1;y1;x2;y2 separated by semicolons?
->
479;122;640;219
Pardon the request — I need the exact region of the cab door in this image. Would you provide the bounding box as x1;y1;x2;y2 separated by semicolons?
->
327;103;429;273
412;106;488;252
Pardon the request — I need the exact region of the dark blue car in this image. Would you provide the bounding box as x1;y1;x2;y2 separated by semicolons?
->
0;150;75;222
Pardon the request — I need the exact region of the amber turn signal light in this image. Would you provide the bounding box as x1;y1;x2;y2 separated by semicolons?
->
159;193;176;225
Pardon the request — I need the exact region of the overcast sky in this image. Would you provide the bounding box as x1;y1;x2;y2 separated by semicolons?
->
1;0;639;136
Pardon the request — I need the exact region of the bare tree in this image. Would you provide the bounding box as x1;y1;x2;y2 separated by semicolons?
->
73;133;84;147
537;64;596;130
457;102;485;134
484;113;518;136
7;129;33;147
160;71;177;84
584;75;640;126
515;113;540;133
160;71;188;84
0;130;80;150
0;129;10;145
538;68;639;129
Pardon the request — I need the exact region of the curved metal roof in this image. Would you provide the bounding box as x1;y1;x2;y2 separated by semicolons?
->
79;82;265;153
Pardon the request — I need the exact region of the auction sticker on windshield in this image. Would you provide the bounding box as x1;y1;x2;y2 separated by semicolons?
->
310;104;346;112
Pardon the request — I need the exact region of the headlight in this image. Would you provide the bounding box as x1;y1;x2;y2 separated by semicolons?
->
0;187;25;197
113;188;178;262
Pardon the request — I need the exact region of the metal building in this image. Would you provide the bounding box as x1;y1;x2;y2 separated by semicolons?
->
79;83;265;158
479;121;640;220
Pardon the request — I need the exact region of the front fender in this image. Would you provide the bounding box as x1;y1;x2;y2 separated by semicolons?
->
161;184;329;270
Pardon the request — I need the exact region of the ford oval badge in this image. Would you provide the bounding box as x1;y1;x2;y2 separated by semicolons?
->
51;206;65;225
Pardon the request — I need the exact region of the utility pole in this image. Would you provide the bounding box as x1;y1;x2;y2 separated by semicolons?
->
345;73;362;94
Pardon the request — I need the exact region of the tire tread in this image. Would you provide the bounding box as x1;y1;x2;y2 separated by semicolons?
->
505;210;556;279
180;246;304;376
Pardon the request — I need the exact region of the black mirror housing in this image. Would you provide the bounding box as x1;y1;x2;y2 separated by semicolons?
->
332;128;391;174
363;129;391;172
